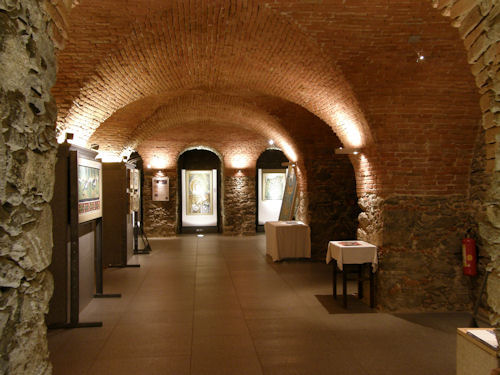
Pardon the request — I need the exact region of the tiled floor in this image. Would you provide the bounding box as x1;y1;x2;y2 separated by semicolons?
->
48;234;470;375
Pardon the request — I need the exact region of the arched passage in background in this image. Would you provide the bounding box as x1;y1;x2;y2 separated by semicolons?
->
256;149;289;231
177;149;222;234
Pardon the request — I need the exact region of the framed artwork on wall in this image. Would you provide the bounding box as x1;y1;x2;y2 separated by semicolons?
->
186;170;213;215
262;169;286;201
77;157;103;223
152;176;169;201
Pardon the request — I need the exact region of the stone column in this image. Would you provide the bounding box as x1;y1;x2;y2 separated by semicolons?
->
0;0;58;373
222;169;256;235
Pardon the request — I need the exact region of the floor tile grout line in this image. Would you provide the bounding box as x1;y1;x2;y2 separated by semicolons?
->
189;236;200;375
224;241;267;375
84;249;150;372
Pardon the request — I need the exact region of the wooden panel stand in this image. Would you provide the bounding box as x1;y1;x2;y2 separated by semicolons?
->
102;163;140;268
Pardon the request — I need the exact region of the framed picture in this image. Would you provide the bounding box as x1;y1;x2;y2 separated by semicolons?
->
186;170;213;215
152;176;169;201
262;169;286;201
77;157;102;223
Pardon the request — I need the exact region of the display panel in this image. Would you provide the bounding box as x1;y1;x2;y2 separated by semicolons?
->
77;157;102;223
278;165;297;221
186;170;213;215
262;169;286;201
152;176;169;201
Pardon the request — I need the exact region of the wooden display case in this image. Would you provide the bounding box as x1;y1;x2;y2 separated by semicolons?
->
102;162;138;267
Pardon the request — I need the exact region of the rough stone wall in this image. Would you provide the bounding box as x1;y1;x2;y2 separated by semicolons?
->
469;127;492;311
377;196;472;311
223;173;256;236
432;0;500;325
307;155;360;260
0;0;58;373
142;169;177;237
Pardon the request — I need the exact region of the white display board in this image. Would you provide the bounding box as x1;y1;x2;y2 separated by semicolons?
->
181;169;217;227
258;168;286;225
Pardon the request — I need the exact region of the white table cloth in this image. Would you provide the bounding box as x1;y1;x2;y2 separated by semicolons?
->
326;240;378;271
265;221;311;261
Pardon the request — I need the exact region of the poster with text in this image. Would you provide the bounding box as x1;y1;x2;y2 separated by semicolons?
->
152;176;169;201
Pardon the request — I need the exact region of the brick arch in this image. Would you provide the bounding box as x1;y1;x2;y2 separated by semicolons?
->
120;93;301;164
56;0;372;152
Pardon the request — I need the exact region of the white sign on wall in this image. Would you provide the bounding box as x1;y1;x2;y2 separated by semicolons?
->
152;176;169;201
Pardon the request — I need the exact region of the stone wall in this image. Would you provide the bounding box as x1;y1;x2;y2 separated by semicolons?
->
433;0;500;325
379;196;472;311
223;173;256;236
0;0;57;373
142;169;177;237
469;127;493;312
307;155;360;259
359;194;472;311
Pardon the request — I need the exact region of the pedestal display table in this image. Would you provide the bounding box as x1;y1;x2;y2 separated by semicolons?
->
456;328;499;375
326;240;378;308
265;221;311;261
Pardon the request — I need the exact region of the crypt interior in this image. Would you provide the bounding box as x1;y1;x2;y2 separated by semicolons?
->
1;0;500;374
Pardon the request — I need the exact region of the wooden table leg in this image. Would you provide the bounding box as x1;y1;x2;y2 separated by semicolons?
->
370;267;375;308
358;264;363;299
332;260;337;299
343;266;347;308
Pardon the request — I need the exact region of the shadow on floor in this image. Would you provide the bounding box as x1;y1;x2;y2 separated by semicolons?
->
393;312;474;334
315;294;377;314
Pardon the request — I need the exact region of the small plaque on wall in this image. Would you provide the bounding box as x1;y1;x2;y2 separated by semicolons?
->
152;176;169;201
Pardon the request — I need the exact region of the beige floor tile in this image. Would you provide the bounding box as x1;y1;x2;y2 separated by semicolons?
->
48;235;463;375
88;356;191;375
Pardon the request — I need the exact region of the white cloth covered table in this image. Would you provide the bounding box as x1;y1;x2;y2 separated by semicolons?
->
326;240;378;271
265;221;311;261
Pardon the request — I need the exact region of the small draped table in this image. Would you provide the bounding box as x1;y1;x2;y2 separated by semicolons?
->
265;221;311;261
326;240;378;308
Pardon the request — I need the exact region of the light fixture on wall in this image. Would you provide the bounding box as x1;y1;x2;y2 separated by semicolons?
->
335;147;361;155
416;51;425;63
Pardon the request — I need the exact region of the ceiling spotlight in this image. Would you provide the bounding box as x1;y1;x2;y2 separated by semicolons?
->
147;164;151;169
268;139;274;145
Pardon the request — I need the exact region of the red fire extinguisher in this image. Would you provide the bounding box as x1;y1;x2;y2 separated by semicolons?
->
462;231;477;276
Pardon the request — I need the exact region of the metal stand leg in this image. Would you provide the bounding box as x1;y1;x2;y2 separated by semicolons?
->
370;267;375;308
343;267;347;308
358;265;364;299
333;260;337;299
94;218;121;299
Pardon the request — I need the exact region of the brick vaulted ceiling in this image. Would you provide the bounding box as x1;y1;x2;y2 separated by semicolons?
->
53;0;480;196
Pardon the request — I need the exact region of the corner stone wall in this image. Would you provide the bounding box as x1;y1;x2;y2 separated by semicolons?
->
143;169;177;237
383;196;471;311
307;155;360;259
432;0;500;325
359;194;472;311
0;1;58;373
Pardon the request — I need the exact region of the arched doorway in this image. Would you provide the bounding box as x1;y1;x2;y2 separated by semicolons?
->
256;149;289;232
177;149;222;234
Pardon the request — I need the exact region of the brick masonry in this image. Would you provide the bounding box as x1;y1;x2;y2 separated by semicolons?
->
2;2;500;372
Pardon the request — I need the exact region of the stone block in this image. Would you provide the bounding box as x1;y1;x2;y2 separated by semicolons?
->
487;272;500;325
